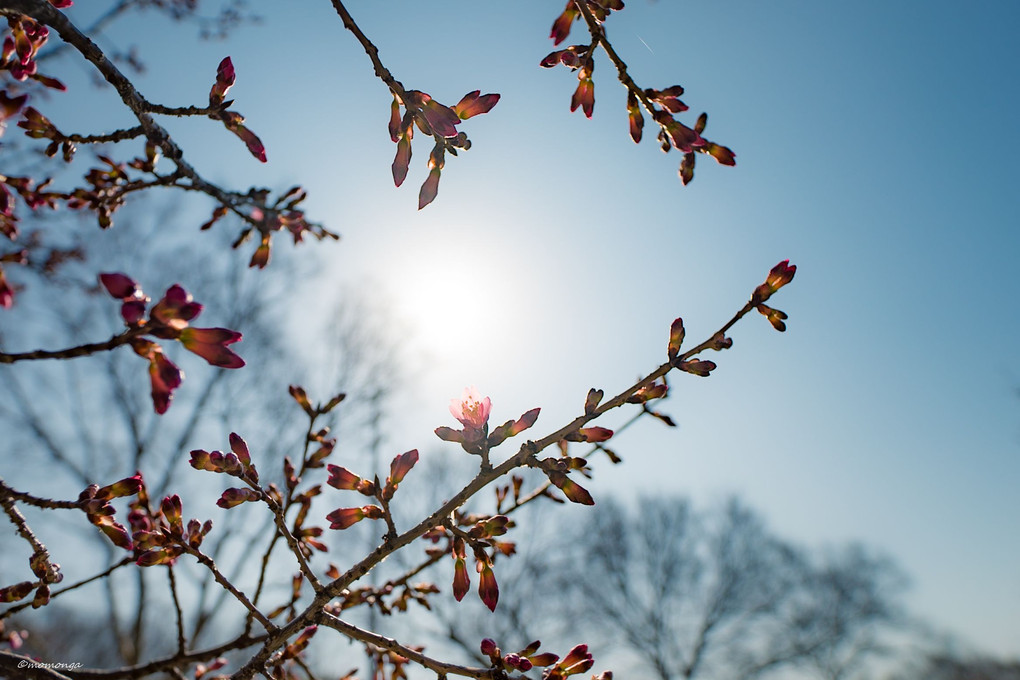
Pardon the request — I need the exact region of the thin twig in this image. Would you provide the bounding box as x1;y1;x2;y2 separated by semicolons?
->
181;544;276;633
0;328;142;364
316;612;494;680
168;565;187;656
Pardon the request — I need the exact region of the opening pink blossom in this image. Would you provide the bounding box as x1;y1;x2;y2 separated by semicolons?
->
449;386;491;430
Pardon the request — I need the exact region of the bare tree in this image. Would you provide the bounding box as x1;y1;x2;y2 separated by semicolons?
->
887;652;1020;680
449;495;907;680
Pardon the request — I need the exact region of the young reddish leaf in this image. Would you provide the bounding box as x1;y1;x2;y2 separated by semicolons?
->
392;134;411;187
326;507;365;530
388;449;418;486
478;562;499;612
326;505;383;531
679;359;716;377
249;236;271;269
627;382;668;404
627;91;644;143
228;433;250;467
178;327;244;368
200;205;228;231
655;114;704;153
418;167;441;210
529;652;560;667
0;92;28;134
511;407;540;435
569;426;613;443
217;487;260;509
648;410;677;427
570;78;595;118
99;474;143;500
584;388;604;415
326;465;363;491
704;142;736;166
488;407;541;447
233;123;266;163
135;548;178;567
679;152;695;185
540;49;566;68
667;317;685;360
694;112;708;135
453;91;500;119
388;96;401;142
548;471;594;505
220;111;266;162
283;626;318;658
148;350;183;414
435;426;466;444
550;3;578;45
453;557;470;601
756;303;789;331
97;519;133;550
420;99;460;138
288;385;314;414
559;644;595;676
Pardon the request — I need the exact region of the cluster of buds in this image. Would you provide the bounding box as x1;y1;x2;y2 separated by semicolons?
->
189;433;265;510
451;534;500;612
480;638;599;678
1;9;68;89
99;273;244;413
388;89;499;209
203;186;335;270
0;541;64;609
666;317;718;376
325;449;418;531
751;260;797;332
78;474;144;551
17;106;77;161
288;384;347;420
536;454;595;506
541;0;735;185
130;493;213;567
548;0;624;46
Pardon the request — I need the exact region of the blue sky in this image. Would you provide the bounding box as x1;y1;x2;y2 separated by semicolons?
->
48;0;1020;658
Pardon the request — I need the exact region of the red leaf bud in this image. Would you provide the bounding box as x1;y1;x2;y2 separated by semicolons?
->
667;317;685;360
478;562;499;611
453;558;470;601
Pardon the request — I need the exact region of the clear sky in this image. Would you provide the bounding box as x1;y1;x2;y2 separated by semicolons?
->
48;0;1020;659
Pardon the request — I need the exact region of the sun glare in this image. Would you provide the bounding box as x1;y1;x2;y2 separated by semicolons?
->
385;239;516;367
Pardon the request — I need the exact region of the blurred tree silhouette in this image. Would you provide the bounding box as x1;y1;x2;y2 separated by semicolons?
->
438;495;907;680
